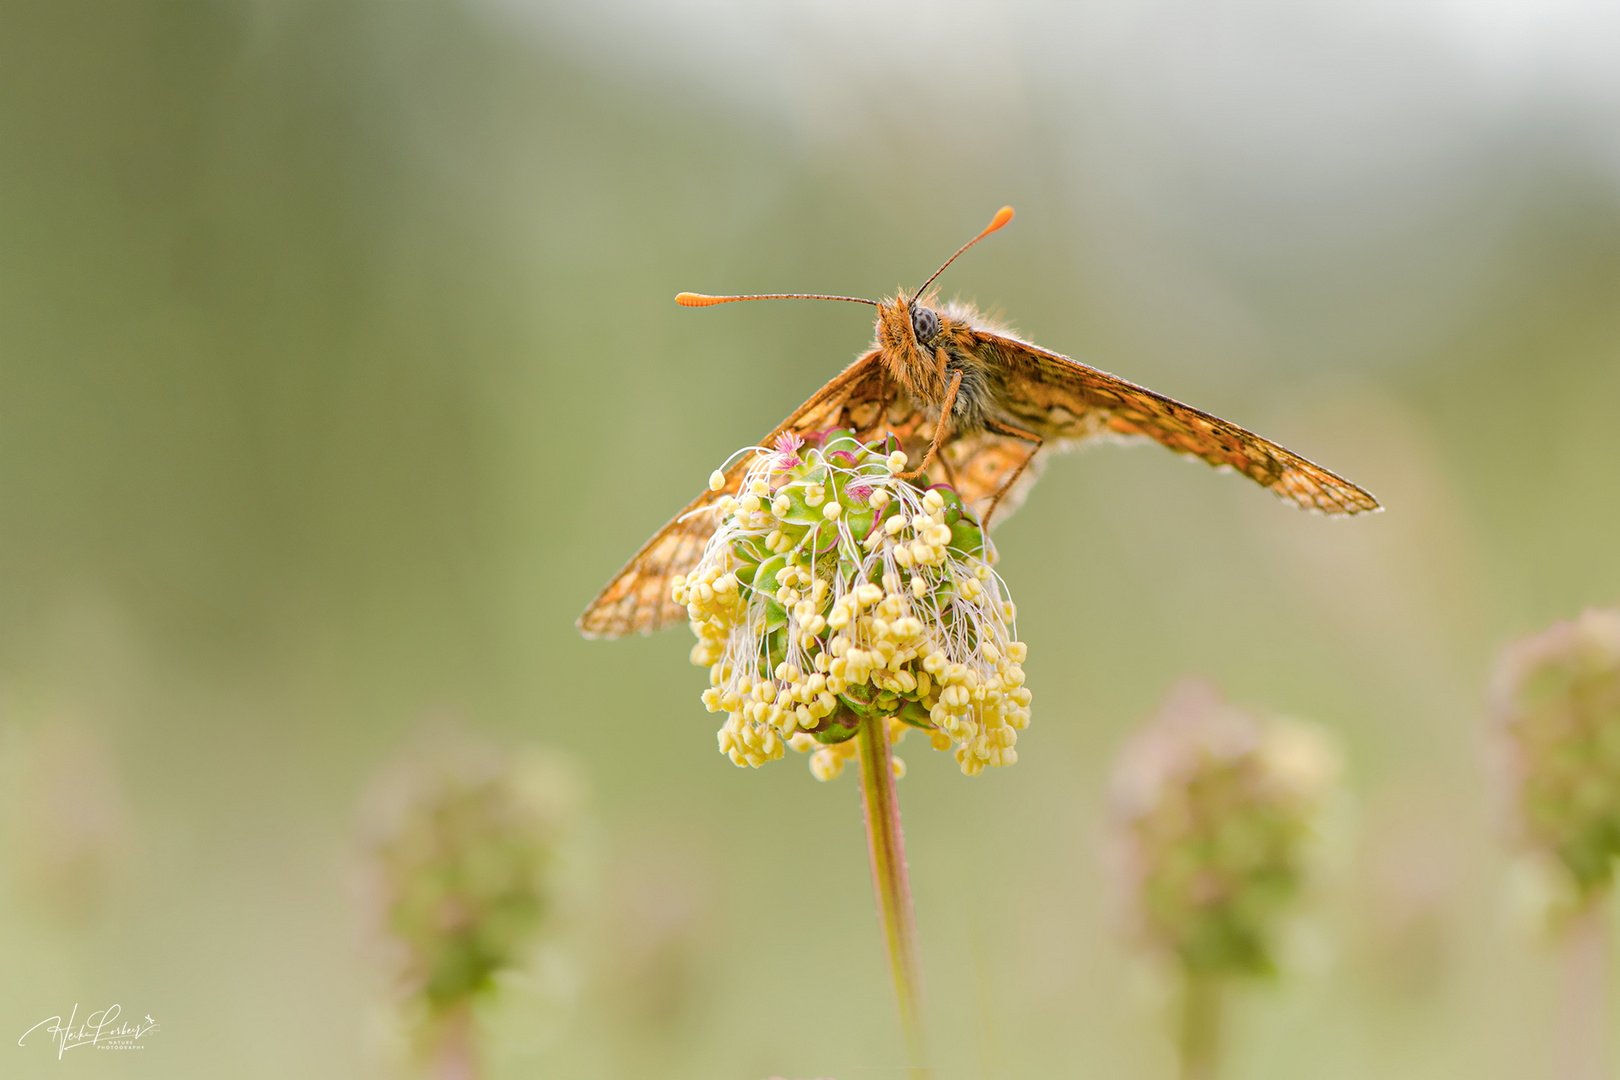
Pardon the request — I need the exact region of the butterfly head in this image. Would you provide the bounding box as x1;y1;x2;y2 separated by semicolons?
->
874;292;947;393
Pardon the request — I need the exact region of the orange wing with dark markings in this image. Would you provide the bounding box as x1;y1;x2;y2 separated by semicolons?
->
578;350;894;639
977;331;1381;517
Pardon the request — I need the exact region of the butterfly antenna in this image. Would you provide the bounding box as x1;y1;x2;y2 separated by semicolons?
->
913;205;1015;299
677;292;878;308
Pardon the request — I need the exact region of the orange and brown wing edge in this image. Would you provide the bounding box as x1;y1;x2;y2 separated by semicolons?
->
576;350;888;639
982;331;1382;517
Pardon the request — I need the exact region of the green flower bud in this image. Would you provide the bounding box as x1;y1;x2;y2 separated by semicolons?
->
1107;679;1337;977
356;726;585;1065
1491;608;1620;900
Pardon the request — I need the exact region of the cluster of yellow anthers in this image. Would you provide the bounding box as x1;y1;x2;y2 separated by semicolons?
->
670;428;1032;779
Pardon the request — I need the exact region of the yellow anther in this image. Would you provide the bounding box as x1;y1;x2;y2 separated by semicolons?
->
823;501;842;521
804;484;826;507
886;449;908;474
709;469;726;492
922;489;945;511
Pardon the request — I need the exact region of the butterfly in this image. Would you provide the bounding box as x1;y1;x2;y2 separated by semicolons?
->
578;206;1380;639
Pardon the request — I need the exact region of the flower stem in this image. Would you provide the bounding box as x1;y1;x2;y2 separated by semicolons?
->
855;715;928;1076
1558;890;1610;1080
1178;970;1222;1080
431;1002;479;1080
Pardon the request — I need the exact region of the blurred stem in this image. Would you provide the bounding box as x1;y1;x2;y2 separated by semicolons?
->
855;715;928;1077
1178;970;1222;1080
430;1002;478;1080
1558;890;1610;1080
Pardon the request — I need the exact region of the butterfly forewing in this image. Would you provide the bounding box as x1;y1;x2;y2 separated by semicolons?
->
978;331;1380;517
578;350;893;639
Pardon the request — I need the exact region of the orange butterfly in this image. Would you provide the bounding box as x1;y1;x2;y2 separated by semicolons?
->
578;207;1379;639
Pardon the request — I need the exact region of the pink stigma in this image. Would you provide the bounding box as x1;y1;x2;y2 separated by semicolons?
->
772;432;804;470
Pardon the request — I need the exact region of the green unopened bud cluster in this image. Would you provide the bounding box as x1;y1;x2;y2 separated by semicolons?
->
1491;607;1620;899
1108;680;1336;976
672;428;1031;779
358;735;579;1019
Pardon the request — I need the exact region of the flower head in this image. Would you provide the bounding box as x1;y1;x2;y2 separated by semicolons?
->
1490;607;1620;900
356;727;584;1021
672;429;1032;778
1106;678;1337;976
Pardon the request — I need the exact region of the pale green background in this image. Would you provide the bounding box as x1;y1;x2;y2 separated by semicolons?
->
3;2;1620;1078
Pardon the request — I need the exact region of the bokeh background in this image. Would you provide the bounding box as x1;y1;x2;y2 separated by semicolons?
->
4;1;1620;1077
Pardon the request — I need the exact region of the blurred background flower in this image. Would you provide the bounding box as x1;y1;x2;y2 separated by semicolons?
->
355;721;587;1078
1108;678;1337;977
0;712;134;925
1488;608;1620;1080
1490;607;1620;904
1106;678;1339;1077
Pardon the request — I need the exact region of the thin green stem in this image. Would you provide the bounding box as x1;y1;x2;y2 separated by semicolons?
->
1178;970;1222;1080
855;716;928;1077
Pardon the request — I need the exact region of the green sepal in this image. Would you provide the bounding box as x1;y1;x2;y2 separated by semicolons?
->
844;505;876;542
821;428;861;459
773;486;821;527
948;520;985;559
813;709;861;744
895;699;936;730
753;553;788;595
762;597;789;635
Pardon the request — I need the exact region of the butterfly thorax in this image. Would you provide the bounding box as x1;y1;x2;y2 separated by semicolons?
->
876;293;998;436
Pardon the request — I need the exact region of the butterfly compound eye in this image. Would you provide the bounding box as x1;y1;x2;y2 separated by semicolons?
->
911;305;941;344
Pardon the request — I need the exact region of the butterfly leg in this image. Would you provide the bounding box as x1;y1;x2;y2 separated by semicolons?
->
900;369;962;481
981;419;1044;529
